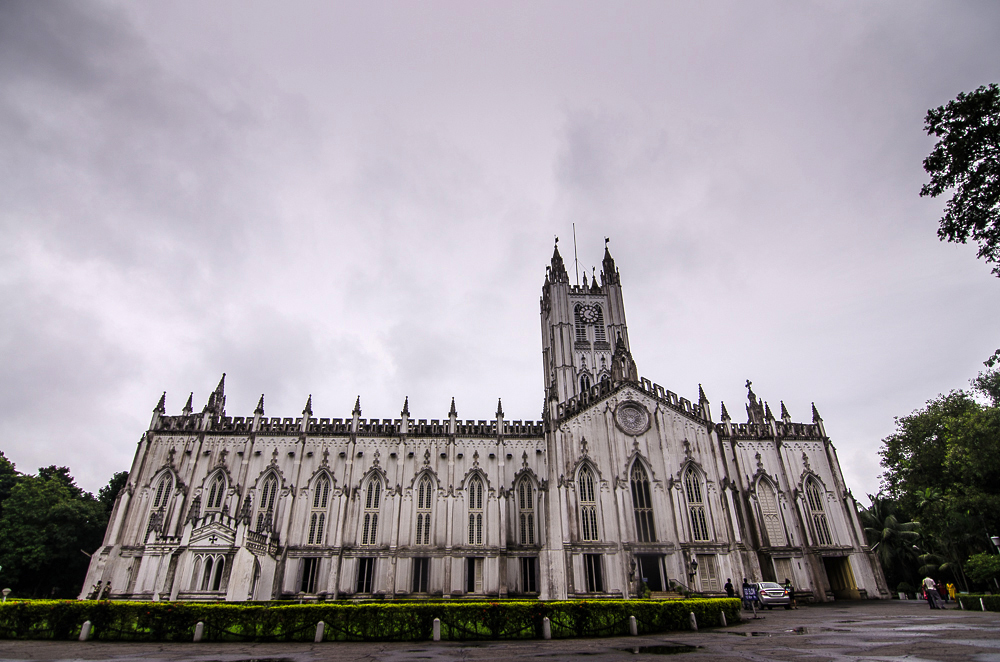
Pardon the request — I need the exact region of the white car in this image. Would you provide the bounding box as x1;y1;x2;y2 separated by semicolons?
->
754;582;792;609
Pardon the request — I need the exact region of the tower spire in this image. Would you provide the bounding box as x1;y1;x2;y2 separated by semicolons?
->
780;400;791;423
154;392;166;414
496;398;504;418
352;396;362;416
601;236;619;285
303;394;313;416
401;396;410;417
720;401;731;421
183;392;194;415
254;394;265;416
449;397;457;417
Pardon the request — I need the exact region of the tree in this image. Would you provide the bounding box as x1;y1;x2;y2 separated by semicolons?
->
921;83;1000;275
858;494;921;589
0;469;108;598
0;452;20;519
98;471;129;512
964;552;1000;588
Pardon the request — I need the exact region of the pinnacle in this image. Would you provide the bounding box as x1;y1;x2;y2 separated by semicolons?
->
401;396;410;417
449;397;457;417
154;392;166;414
496;398;504;418
352;396;362;416
183;392;194;414
254;394;265;416
303;394;313;416
720;401;731;421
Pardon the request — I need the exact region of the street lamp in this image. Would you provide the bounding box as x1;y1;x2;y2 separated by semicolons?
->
2;589;10;603
990;535;999;552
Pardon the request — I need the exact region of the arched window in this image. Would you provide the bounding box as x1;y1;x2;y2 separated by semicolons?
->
805;478;832;546
256;475;278;532
152;473;173;509
205;473;226;511
684;467;709;541
467;476;484;546
361;478;381;546
574;305;587;342
415;475;433;545
517;477;535;545
757;479;785;546
199;554;225;591
630;463;655;542
593;306;606;343
578;466;599;541
308;475;330;545
580;373;592;393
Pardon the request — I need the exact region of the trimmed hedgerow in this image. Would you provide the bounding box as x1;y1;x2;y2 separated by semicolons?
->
956;595;1000;612
0;598;740;642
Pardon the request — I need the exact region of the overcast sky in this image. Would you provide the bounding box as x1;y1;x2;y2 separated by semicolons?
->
2;1;999;501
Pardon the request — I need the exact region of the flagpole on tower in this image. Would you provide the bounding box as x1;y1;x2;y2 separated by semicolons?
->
572;223;579;286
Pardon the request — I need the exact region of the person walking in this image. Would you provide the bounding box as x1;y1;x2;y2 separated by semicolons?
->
922;576;939;609
784;578;797;609
725;578;735;598
742;578;751;610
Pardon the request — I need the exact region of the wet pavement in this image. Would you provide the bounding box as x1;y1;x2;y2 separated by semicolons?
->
0;599;996;661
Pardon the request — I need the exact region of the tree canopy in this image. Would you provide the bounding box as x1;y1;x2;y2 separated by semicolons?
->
875;369;1000;589
921;83;1000;275
0;459;126;598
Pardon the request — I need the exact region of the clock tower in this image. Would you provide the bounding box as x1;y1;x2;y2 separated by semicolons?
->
540;238;633;410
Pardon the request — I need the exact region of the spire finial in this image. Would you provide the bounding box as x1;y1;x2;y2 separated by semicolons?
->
401;396;410;417
352;396;361;416
183;392;194;415
780;400;791;422
154;392;166;414
811;402;822;423
254;394;264;415
496;398;504;418
698;383;708;403
720;400;731;421
449;397;457;417
303;394;313;416
764;401;774;421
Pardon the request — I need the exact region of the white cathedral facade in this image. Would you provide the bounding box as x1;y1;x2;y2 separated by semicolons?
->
81;243;888;602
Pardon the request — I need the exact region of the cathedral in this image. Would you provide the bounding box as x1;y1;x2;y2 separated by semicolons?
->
80;242;888;602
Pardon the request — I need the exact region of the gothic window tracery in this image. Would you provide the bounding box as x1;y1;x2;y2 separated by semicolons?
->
756;478;785;546
205;473;226;511
361;478;382;546
630;462;655;542
415;475;433;545
152;473;173;509
580;373;591;392
805;478;832;546
517;477;535;545
684;467;710;541
308;475;330;545
256;475;278;533
467;476;484;546
578;466;599;541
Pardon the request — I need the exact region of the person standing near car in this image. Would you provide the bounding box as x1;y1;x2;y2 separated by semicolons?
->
783;578;797;609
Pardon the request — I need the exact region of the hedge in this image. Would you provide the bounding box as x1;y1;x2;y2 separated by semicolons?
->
956;595;1000;612
0;598;740;642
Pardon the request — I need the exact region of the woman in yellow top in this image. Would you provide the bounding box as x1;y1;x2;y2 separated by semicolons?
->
947;583;957;601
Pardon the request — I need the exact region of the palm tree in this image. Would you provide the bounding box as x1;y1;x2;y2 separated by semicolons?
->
860;494;921;589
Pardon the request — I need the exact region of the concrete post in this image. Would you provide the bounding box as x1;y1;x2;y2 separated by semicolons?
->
78;621;92;642
629;615;637;636
719;611;727;627
689;612;698;631
981;597;986;611
433;618;441;641
542;616;551;640
193;621;204;642
315;621;325;643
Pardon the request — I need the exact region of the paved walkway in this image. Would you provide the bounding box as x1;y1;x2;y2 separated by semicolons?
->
0;600;996;661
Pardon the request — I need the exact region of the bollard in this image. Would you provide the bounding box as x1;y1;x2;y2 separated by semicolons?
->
193;621;204;642
315;621;325;643
78;620;92;642
981;598;986;612
629;615;637;636
959;598;964;610
719;611;727;627
542;616;551;640
689;611;698;631
433;618;441;641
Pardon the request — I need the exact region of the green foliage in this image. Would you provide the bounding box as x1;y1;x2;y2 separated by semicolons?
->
0;599;741;642
921;83;1000;276
0;453;19;520
878;381;1000;589
0;471;108;599
964;553;1000;586
955;594;1000;612
858;494;921;589
98;472;129;511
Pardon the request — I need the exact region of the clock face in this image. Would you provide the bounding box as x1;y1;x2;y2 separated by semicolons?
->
580;304;600;324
